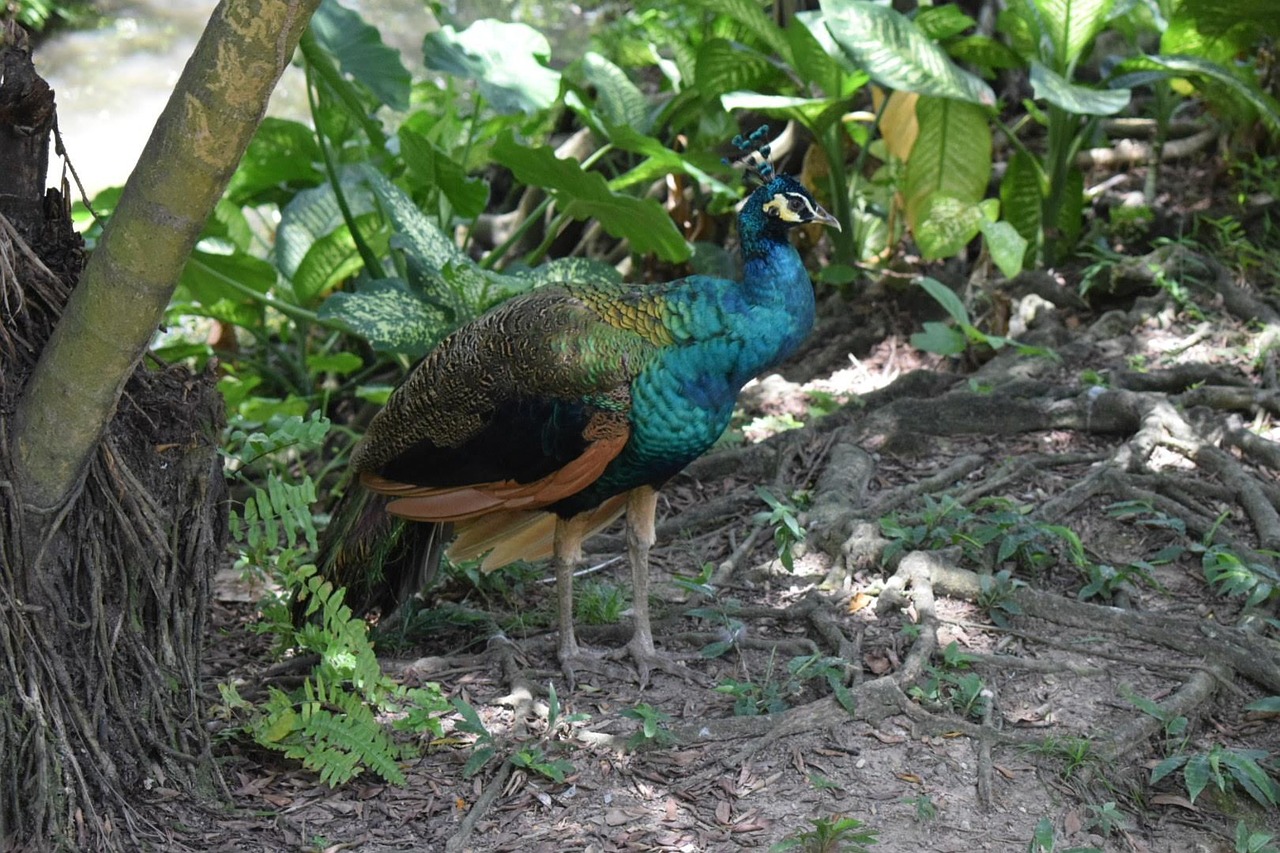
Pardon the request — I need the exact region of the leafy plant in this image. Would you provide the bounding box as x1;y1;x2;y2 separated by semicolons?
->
1027;815;1102;853
903;793;937;822
771;815;878;853
977;569;1025;628
1236;821;1280;853
718;653;854;716
1151;744;1280;809
576;579;629;625
621;703;678;750
755;486;808;572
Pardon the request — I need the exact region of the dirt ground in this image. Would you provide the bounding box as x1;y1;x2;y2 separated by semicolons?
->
143;159;1280;853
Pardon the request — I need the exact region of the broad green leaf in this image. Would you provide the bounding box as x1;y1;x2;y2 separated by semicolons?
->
1053;167;1085;253
307;352;364;376
720;92;852;131
695;38;777;95
999;149;1044;246
1112;54;1280;135
512;257;624;289
1150;754;1187;784
979;220;1028;278
276;181;376;285
319;277;448;356
821;0;995;106
902;96;992;234
915;5;976;40
915;194;985;260
357;165;468;277
787;14;845;92
227;118;325;207
603;125;737;196
947;35;1024;76
398;128;489;220
1180;0;1280;38
573;52;651;132
1030;61;1131;115
493;132;691;262
310;0;411;112
917;276;970;325
911;321;967;355
422;20;561;115
291;214;385;304
1184;754;1212;803
1035;0;1115;69
1244;696;1280;713
690;0;792;60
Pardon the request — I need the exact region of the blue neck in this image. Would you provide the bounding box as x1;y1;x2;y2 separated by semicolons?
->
737;217;816;370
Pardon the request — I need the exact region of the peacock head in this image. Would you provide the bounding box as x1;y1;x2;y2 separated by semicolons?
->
727;128;841;239
751;174;841;234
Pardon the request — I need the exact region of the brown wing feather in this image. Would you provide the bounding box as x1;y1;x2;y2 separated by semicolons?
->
361;431;629;523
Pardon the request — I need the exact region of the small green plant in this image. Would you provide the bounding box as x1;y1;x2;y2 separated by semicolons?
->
717;653;854;717
452;696;498;777
576;579;629;625
510;746;575;783
1236;820;1280;853
903;792;937;822
1083;802;1128;838
216;414;451;786
1199;543;1280;607
909;642;990;719
755;486;808;572
1123;687;1189;747
621;703;678;751
1027;816;1102;853
771;815;878;853
1151;744;1280;810
977;569;1025;628
1024;735;1096;780
681;563;748;659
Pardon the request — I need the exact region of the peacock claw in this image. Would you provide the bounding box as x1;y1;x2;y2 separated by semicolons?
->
610;639;707;689
558;645;630;691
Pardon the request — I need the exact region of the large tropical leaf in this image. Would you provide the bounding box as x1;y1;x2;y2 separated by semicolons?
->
422;20;561;115
902;96;992;236
1112;54;1280;135
695;39;778;95
572;52;651;133
309;0;411;112
1033;0;1115;70
690;0;792;61
319;277;449;357
398;128;489;220
493;132;691;263
820;0;995;106
1030;61;1130;116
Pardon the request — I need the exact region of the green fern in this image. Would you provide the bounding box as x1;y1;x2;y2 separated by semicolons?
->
218;414;450;787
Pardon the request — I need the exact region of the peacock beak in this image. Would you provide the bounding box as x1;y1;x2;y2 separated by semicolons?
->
811;204;842;232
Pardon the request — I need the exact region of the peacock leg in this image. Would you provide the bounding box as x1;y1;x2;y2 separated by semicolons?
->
618;486;702;687
553;514;620;688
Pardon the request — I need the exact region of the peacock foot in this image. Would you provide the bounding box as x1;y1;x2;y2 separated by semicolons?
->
610;636;707;690
557;641;631;691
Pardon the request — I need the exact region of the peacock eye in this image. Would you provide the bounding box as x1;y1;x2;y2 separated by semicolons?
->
788;196;804;212
766;206;780;217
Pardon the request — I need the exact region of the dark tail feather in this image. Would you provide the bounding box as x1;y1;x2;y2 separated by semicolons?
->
300;484;451;624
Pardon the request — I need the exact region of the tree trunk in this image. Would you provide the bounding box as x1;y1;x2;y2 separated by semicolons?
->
0;1;317;846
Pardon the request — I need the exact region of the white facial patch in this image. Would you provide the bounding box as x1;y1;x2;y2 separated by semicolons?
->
762;191;820;223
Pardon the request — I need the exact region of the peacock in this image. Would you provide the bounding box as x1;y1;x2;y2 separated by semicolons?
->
314;132;840;686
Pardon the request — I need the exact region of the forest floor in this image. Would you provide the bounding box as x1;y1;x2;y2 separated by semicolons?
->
153;157;1278;852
